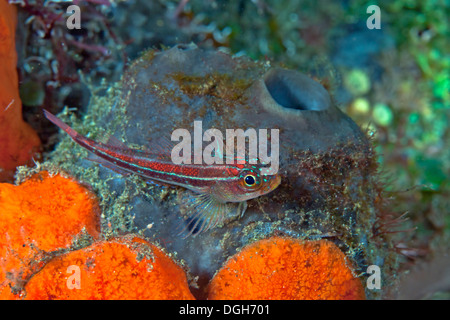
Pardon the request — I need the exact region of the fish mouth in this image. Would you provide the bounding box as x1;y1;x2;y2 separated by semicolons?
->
265;174;281;193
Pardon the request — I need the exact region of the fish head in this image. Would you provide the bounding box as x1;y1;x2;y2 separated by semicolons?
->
214;166;281;203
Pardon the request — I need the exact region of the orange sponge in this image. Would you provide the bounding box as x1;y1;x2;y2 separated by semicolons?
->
24;236;195;300
0;0;41;182
208;237;365;300
0;171;101;299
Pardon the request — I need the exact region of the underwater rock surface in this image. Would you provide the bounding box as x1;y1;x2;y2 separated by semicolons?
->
47;44;395;298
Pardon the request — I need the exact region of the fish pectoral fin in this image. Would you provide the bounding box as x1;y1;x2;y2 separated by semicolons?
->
177;191;233;236
236;200;248;218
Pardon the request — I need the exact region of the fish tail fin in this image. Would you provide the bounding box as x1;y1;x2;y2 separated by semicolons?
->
43;109;80;140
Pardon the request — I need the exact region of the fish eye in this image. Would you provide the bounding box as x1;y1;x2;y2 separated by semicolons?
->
245;175;256;186
243;174;259;188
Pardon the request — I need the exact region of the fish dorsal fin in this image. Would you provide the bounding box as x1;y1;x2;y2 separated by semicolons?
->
102;134;174;161
99;134;175;162
106;136;128;149
147;136;176;161
97;134;128;149
121;136;175;162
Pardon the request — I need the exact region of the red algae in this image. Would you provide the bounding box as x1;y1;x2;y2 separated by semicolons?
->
0;171;101;299
208;237;366;300
24;236;195;300
0;0;41;182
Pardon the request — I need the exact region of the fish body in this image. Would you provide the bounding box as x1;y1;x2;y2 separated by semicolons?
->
44;110;281;234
